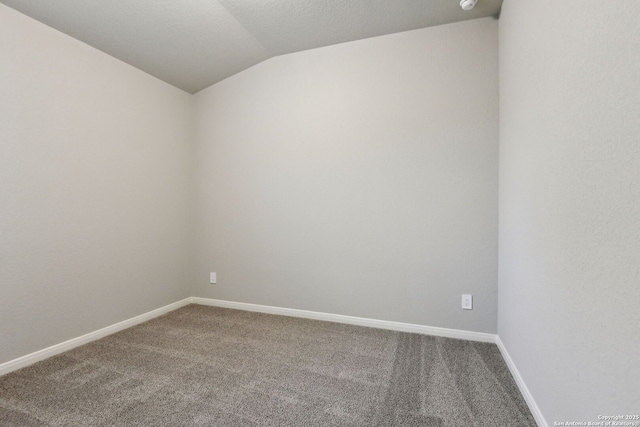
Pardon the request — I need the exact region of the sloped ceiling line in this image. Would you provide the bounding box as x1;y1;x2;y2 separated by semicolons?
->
1;0;502;93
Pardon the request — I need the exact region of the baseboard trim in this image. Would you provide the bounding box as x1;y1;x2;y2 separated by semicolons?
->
0;298;192;376
191;297;496;343
495;336;547;427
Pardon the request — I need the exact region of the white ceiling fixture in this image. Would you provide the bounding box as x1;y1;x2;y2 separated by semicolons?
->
460;0;478;11
1;0;502;93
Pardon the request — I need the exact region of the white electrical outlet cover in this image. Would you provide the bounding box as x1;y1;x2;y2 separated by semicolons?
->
462;294;473;310
210;272;217;284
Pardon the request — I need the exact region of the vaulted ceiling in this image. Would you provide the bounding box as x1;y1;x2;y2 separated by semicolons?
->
2;0;502;93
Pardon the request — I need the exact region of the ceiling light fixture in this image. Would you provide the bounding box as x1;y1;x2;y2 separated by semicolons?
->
460;0;477;11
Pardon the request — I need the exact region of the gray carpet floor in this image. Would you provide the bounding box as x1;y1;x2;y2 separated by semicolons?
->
0;304;536;426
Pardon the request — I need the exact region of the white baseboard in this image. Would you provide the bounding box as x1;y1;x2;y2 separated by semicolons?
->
0;298;192;376
495;336;548;427
191;297;496;343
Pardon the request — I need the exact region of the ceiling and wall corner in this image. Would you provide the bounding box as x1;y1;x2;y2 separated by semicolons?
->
0;0;503;93
0;0;500;370
0;0;500;366
0;4;193;364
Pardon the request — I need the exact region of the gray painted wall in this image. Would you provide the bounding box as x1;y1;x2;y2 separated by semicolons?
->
498;0;640;423
192;18;499;333
4;2;637;422
0;6;193;364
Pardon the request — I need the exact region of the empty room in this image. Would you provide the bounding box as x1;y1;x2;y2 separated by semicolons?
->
1;0;638;426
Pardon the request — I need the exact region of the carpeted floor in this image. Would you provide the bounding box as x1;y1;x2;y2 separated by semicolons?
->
0;304;536;426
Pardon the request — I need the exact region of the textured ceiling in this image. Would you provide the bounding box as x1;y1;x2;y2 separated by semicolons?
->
1;0;502;93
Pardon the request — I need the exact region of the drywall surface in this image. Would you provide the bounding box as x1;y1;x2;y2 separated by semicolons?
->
193;18;499;333
498;0;640;423
0;5;192;364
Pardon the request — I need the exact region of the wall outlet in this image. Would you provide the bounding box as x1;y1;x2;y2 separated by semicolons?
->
209;272;217;284
462;294;473;310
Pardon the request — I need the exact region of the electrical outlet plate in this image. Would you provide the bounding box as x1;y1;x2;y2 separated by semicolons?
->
462;294;472;310
209;272;216;284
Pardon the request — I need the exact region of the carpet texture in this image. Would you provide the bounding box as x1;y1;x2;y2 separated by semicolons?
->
0;305;536;426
